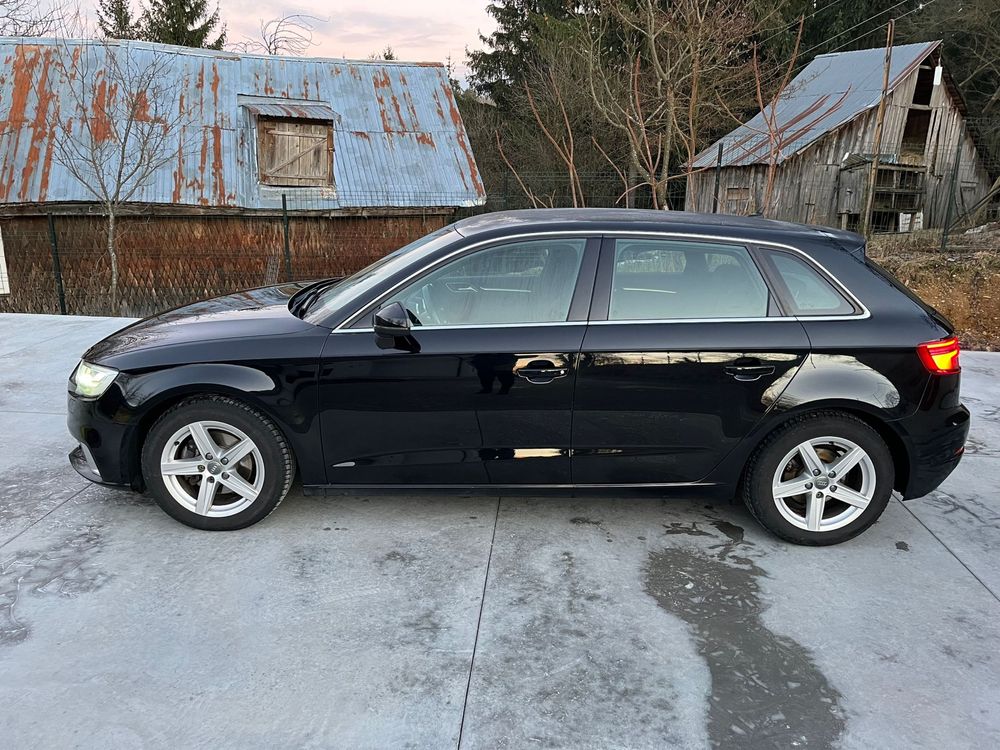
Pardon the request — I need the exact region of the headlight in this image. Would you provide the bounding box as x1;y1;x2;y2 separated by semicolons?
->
70;360;119;398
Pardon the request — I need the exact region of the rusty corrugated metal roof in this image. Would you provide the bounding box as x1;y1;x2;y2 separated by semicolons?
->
243;101;339;121
0;37;486;209
690;41;941;169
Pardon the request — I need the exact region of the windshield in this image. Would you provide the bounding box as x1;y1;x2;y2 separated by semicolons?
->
301;227;459;325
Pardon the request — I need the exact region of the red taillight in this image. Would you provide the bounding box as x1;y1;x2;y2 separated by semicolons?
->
917;336;961;375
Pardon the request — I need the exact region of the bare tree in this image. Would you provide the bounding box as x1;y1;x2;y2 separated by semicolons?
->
486;22;625;210
751;17;804;217
230;14;324;56
495;130;551;208
521;62;587;207
1;0;58;35
1;0;84;36
572;0;774;209
49;41;191;310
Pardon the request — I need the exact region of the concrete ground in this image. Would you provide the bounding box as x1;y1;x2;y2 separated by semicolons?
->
1;312;998;749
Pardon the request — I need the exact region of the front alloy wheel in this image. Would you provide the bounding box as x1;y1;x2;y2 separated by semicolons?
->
142;396;294;530
159;420;266;518
743;412;894;545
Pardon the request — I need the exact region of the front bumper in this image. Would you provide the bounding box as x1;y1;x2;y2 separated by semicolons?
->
901;403;970;499
67;388;141;489
68;444;130;489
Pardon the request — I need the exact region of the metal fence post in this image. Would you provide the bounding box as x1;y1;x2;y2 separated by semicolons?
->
712;142;724;213
46;213;66;315
281;194;292;280
939;139;963;254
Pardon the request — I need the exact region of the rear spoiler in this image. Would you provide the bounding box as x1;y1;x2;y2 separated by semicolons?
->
816;228;866;260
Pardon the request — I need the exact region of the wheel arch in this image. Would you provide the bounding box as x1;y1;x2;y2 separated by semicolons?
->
722;402;911;497
121;372;300;490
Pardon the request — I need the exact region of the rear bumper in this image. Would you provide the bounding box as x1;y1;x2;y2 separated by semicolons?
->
900;404;970;499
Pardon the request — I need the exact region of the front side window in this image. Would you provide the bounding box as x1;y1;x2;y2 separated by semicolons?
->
764;251;855;316
609;239;769;320
386;238;587;327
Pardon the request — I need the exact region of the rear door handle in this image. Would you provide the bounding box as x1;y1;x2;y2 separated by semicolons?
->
724;364;775;382
515;361;569;384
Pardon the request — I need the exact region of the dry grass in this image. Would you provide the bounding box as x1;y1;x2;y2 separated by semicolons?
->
868;228;1000;350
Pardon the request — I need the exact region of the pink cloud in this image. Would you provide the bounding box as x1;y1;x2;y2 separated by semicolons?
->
220;1;496;76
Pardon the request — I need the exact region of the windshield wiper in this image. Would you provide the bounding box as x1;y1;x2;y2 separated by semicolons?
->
289;278;340;317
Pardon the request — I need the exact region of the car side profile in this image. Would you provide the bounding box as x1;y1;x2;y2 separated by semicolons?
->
67;209;969;545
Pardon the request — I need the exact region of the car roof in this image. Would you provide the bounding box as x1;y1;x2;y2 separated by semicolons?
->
452;208;865;256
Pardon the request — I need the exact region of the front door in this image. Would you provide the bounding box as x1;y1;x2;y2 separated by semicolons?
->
572;236;810;485
318;236;599;487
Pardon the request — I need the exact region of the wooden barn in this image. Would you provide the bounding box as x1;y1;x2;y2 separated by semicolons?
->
685;41;993;232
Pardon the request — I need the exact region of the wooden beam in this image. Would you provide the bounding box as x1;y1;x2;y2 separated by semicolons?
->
861;20;895;237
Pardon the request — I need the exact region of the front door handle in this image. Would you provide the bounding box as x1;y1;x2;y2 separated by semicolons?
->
725;364;775;382
515;361;569;384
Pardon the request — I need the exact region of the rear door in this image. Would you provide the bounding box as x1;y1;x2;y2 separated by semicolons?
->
319;236;600;486
571;235;811;485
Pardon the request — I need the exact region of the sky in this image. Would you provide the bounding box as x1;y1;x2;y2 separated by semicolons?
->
218;1;496;77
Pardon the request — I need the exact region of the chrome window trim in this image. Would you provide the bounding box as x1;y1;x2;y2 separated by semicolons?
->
339;314;866;333
333;228;870;332
592;314;872;324
590;316;797;325
338;320;589;334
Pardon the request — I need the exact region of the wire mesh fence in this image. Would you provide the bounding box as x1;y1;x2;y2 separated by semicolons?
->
0;208;451;317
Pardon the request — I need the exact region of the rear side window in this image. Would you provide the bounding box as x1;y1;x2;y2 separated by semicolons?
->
609;239;770;320
763;251;856;316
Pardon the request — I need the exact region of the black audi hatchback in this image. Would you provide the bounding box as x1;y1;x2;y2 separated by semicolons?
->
67;209;968;544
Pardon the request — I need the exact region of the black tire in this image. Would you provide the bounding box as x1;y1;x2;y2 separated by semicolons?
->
741;411;894;546
141;396;295;530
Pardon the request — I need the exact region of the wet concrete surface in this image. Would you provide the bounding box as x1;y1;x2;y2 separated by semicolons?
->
1;313;999;749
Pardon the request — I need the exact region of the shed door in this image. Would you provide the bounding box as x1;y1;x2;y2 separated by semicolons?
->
257;118;333;187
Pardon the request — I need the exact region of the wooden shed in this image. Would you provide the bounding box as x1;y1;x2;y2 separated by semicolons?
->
685;41;993;232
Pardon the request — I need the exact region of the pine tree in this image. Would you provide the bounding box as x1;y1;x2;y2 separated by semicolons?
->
467;0;575;109
97;0;140;40
142;0;226;50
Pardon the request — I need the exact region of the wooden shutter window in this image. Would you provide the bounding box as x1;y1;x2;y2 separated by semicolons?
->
257;118;334;187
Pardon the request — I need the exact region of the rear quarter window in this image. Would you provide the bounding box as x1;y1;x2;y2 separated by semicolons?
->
763;250;857;316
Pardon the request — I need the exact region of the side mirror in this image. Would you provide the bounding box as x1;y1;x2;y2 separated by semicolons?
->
373;301;411;337
373;302;419;352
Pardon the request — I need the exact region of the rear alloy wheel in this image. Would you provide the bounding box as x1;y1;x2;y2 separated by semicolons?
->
743;413;894;545
142;397;294;530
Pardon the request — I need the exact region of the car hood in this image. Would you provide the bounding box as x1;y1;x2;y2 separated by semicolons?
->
85;282;316;364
